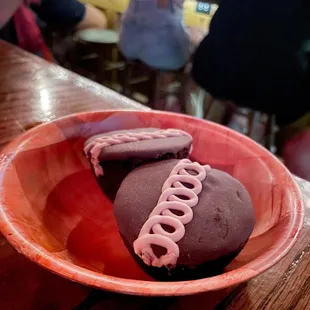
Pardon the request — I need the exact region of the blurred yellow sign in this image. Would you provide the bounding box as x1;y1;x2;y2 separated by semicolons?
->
83;0;217;29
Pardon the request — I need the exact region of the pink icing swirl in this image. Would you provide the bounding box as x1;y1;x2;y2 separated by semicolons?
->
133;159;211;268
84;129;192;176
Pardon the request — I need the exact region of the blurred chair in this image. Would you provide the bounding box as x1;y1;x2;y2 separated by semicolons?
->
186;91;277;152
69;28;125;84
121;59;188;110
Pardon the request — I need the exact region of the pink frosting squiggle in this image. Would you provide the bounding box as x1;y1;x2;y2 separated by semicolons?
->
133;159;211;268
84;129;192;176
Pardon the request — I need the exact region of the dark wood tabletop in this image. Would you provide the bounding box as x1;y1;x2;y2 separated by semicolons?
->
0;41;309;310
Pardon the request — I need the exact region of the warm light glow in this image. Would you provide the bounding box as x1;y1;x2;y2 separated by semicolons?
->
39;89;51;112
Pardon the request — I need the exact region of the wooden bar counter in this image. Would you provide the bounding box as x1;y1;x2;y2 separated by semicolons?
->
0;41;309;310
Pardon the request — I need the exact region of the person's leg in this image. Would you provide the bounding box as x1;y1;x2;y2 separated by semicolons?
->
141;21;190;71
119;20;140;61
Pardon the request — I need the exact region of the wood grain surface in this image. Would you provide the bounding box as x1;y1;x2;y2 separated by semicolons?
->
0;41;148;150
0;41;309;310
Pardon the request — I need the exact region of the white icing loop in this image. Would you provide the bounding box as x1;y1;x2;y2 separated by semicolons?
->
133;159;211;268
134;235;179;268
139;215;185;242
149;201;193;225
84;129;192;176
162;174;203;195
159;187;198;208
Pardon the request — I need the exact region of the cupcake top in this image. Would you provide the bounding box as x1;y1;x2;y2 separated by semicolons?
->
84;128;192;176
114;159;255;268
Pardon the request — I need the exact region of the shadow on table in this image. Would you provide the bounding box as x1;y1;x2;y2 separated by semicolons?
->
0;234;89;310
74;283;253;310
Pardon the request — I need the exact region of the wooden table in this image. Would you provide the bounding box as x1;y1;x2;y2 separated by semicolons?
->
0;41;309;310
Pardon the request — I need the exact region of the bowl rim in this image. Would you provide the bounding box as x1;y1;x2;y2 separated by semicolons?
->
0;110;304;296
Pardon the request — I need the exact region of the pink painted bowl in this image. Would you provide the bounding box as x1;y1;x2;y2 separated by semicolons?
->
0;111;304;296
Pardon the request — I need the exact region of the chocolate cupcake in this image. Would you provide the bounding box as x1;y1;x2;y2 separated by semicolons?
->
114;159;255;281
84;128;192;201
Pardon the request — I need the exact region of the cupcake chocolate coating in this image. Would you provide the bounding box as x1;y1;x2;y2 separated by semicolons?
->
114;159;256;281
84;128;192;201
85;128;192;163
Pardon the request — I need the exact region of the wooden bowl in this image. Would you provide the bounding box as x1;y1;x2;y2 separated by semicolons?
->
0;111;303;296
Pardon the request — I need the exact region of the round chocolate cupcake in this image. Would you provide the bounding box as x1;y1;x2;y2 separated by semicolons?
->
84;128;192;201
114;159;256;281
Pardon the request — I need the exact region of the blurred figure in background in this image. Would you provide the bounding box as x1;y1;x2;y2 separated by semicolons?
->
192;0;310;180
119;0;191;71
0;0;106;60
31;0;107;31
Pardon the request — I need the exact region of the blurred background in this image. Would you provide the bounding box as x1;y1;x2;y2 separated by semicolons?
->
40;0;274;150
0;0;309;179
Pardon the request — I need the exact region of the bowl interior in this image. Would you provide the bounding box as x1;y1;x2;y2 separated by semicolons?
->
0;111;303;295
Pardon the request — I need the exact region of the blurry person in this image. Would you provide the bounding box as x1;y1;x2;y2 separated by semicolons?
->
0;0;50;58
0;0;106;59
0;0;22;27
192;0;309;127
31;0;107;31
191;0;310;179
119;0;191;71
